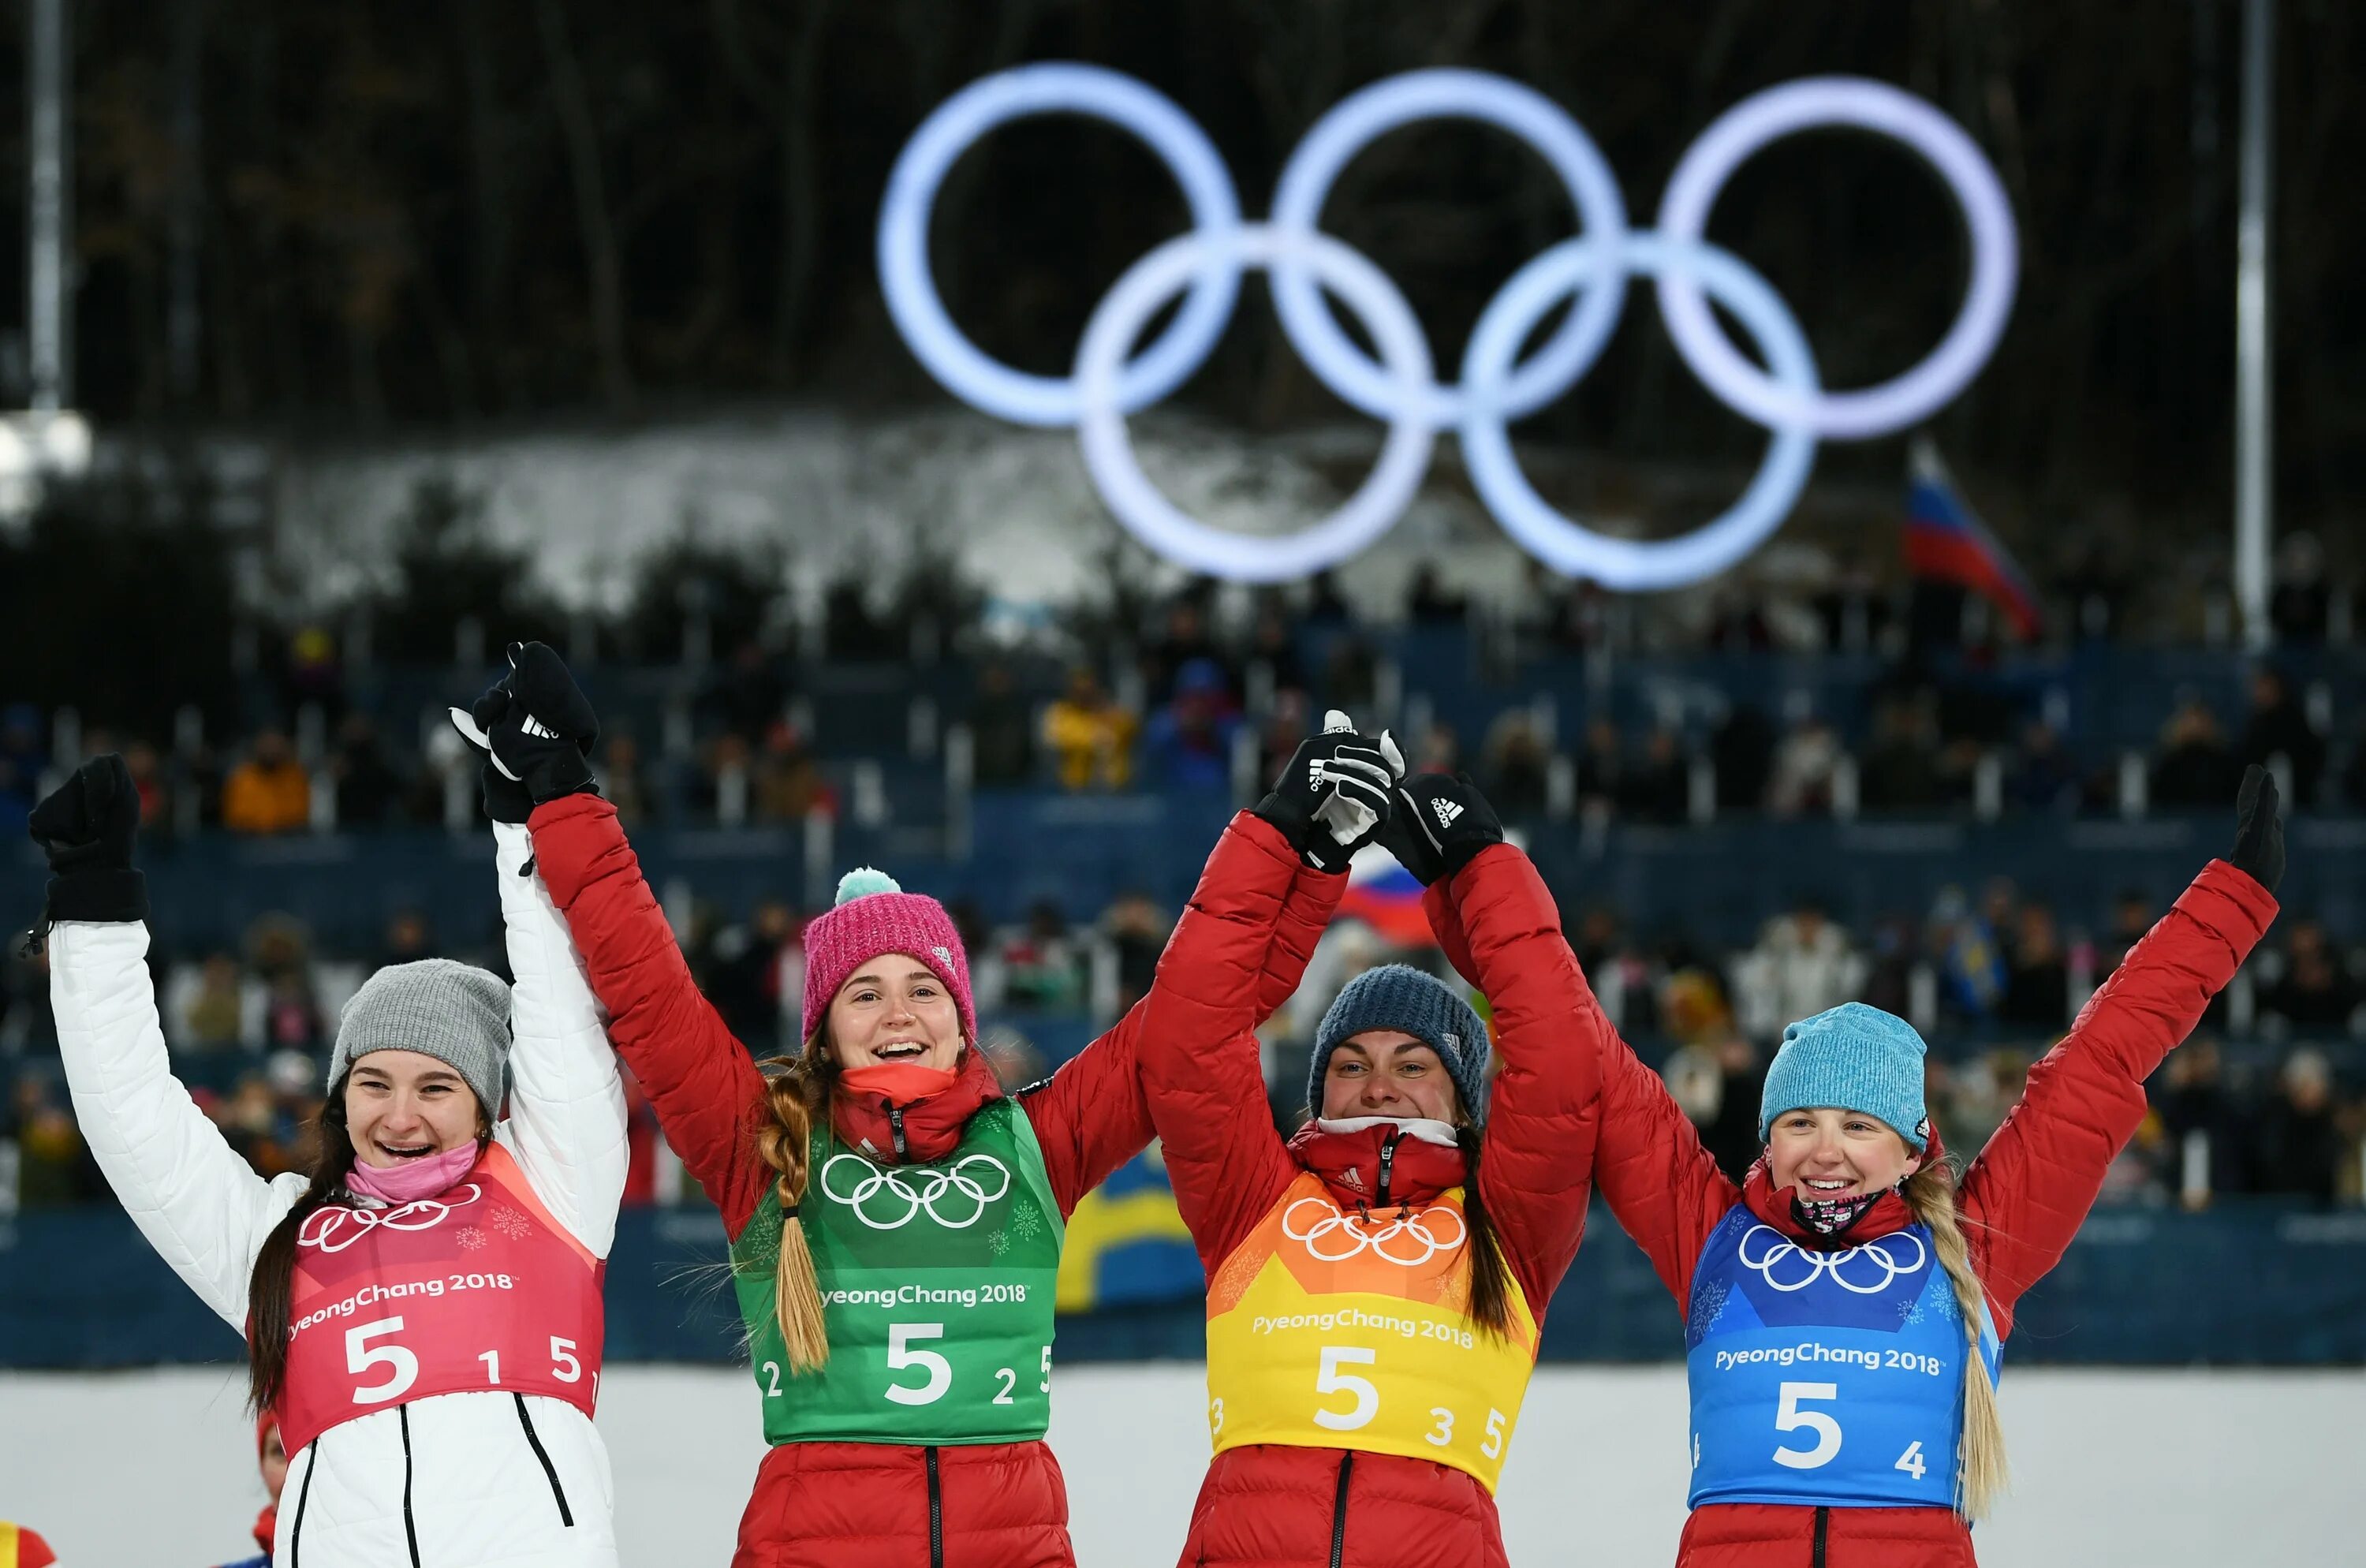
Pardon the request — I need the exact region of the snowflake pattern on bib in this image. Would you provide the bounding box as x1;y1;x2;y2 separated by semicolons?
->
1688;1276;1732;1340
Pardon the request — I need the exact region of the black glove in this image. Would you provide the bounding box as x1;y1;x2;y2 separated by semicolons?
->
1254;711;1402;874
449;641;599;822
1377;771;1505;887
28;753;148;924
2229;762;2285;894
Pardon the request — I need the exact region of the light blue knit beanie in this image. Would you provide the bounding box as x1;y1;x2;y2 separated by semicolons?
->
1309;964;1491;1125
1757;1001;1931;1151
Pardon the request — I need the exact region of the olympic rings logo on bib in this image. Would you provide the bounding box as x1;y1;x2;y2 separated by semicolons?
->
1281;1196;1467;1267
298;1185;484;1255
819;1150;1012;1230
879;65;2017;589
1735;1223;1929;1294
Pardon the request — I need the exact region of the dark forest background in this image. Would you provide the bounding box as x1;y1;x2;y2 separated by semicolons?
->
0;0;2359;532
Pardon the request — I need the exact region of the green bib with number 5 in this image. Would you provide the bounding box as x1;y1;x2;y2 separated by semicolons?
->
732;1096;1065;1446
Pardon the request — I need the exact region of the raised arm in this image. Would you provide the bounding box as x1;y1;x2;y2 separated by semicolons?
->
35;758;303;1333
491;819;629;1257
529;793;774;1236
1387;771;1732;1311
1024;849;1349;1218
1142;812;1328;1273
1961;857;2276;1332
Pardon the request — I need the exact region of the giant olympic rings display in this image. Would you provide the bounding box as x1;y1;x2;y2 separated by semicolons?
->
1736;1223;1929;1294
1281;1195;1468;1267
879;65;2018;588
819;1150;1013;1230
298;1185;484;1254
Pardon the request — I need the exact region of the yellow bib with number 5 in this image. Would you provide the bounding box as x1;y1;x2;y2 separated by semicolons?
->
1203;1172;1539;1492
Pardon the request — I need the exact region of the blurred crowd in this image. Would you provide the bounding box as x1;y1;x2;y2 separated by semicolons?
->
6;862;2360;1212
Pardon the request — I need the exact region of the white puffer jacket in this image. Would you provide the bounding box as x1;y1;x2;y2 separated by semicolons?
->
50;823;626;1568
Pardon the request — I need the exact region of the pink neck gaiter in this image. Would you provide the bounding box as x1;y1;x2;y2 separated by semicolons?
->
345;1142;482;1204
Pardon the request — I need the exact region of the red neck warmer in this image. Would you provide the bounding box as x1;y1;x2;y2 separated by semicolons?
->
1738;1123;1948;1249
254;1505;277;1555
1288;1120;1469;1211
830;1050;1002;1164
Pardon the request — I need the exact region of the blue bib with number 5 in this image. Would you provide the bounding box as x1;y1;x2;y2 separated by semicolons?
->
1683;1204;2001;1510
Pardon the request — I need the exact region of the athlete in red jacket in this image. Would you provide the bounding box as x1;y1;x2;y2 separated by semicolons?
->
480;644;1346;1568
1144;752;1600;1568
1427;768;2283;1567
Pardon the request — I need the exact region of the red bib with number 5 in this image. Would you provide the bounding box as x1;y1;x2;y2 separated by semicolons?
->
275;1143;605;1454
1203;1171;1539;1492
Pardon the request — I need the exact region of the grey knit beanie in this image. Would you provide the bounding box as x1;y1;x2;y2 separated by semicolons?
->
1308;963;1491;1126
327;959;513;1116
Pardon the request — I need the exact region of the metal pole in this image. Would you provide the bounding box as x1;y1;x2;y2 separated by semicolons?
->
27;0;70;412
2234;0;2275;649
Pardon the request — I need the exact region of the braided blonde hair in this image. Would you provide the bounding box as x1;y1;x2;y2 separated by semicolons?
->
1901;1159;2008;1519
751;1035;837;1373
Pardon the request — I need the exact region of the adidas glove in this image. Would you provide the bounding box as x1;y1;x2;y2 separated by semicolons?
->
449;641;599;823
1255;710;1404;874
28;753;147;924
1378;771;1505;887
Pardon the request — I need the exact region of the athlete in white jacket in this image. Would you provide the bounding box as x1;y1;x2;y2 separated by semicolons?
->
33;753;625;1568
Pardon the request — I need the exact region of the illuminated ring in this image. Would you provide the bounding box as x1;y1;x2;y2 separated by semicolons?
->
1736;1223;1928;1294
1461;233;1819;590
298;1185;483;1254
1077;223;1435;583
1655;76;2019;439
1267;69;1631;427
876;62;1243;428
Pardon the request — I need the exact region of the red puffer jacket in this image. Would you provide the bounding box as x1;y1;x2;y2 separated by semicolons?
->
1447;858;2271;1568
1144;813;1601;1568
528;794;1343;1568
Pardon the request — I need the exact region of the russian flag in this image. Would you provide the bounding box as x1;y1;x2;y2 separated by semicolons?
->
1903;436;2041;639
1336;845;1439;949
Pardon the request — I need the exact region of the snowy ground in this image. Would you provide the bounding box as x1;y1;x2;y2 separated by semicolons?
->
3;1364;2355;1565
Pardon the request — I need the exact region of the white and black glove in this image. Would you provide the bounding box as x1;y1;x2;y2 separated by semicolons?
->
1254;709;1405;874
449;641;599;825
1376;771;1506;887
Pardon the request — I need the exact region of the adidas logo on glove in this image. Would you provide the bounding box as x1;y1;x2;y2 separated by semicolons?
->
1430;797;1464;831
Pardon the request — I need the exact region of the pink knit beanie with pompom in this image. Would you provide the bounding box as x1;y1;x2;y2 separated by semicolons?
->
798;868;976;1045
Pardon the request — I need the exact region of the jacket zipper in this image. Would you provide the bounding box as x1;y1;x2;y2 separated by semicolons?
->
514;1393;576;1525
1375;1133;1401;1209
925;1445;945;1568
399;1405;422;1568
1327;1450;1355;1568
1812;1504;1829;1568
889;1103;910;1159
288;1438;319;1566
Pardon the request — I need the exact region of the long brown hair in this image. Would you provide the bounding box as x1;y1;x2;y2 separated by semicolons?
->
749;1029;842;1373
245;1099;360;1412
1901;1159;2009;1519
1454;1125;1515;1339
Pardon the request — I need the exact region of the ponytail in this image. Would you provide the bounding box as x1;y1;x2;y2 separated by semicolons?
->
751;1032;839;1374
1454;1126;1515;1340
1902;1159;2009;1520
246;1099;360;1413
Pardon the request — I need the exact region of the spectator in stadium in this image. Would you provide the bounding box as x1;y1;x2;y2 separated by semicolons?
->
2259;919;2360;1033
593;727;655;825
35;747;627;1565
2005;719;2081;814
1859;697;1945;811
2151;698;2242;809
1573;717;1625;812
1140;741;1600;1568
327;713;405;827
1997;902;2071;1029
1480;711;1551;821
1709;702;1777;814
1580;765;2282;1565
1042;666;1138;790
2152;1037;2248;1201
1621;725;1692;823
1099;889;1170;1014
998;901;1084;1012
1730;899;1867;1043
7;1075;97;1204
968;660;1037;786
1143;657;1239;790
2236;667;2325;805
1767;714;1841;816
211;1413;287;1568
752;721;834;822
497;641;1340;1568
219;730;312;835
2249;1048;2349;1204
169;952;252;1051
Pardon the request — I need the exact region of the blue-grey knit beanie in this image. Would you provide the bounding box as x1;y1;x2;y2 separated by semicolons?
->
1308;964;1490;1125
1757;1001;1930;1151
